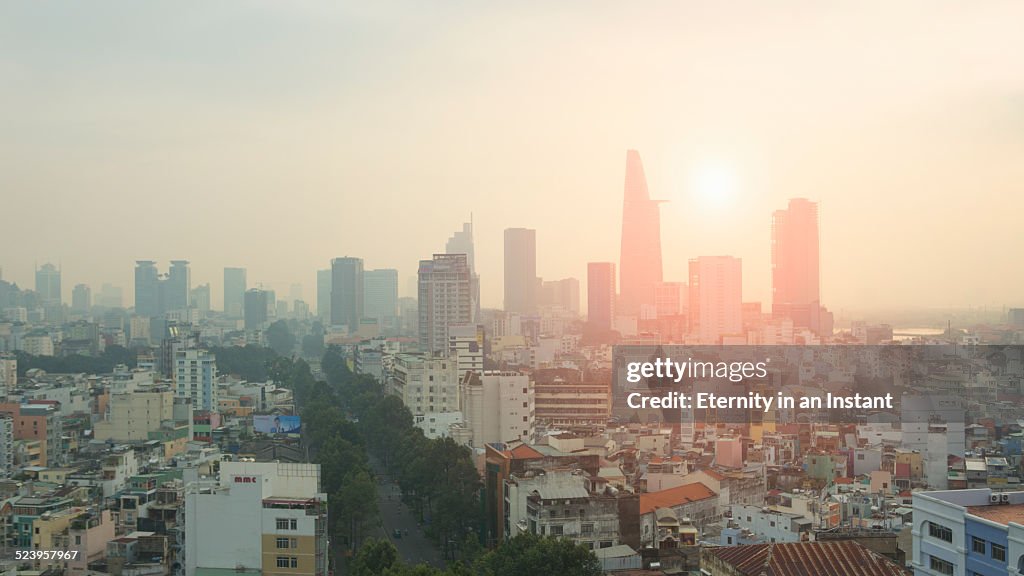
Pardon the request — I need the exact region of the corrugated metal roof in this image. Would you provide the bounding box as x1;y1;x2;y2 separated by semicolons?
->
706;541;907;576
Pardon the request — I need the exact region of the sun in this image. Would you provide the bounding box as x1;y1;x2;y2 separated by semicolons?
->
690;161;738;210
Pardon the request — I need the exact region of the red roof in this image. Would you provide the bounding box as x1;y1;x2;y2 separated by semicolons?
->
508;444;544;459
834;477;854;485
639;482;716;515
705;541;906;576
702;469;726;481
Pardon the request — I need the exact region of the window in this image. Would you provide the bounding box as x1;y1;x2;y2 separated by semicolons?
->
581;523;594;536
277;537;290;549
929;556;954;576
993;544;1006;562
972;537;986;554
291;557;299;568
928;522;953;542
291;538;298;548
290;518;297;530
550;525;563;536
276;557;290;568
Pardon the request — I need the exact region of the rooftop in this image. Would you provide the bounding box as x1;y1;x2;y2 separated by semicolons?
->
639;482;716;515
705;541;906;576
967;503;1024;526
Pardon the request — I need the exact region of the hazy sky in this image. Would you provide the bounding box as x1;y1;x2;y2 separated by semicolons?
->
2;1;1022;313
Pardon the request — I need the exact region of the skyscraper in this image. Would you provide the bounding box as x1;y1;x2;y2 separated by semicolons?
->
165;260;191;312
71;284;91;313
446;220;480;321
223;267;247;318
174;348;217;411
618;150;663;317
191;283;211;312
35;263;62;304
772;198;821;331
330;257;364;332
364;269;398;328
134;261;160;317
539;278;580;315
243;289;269;331
587;262;616;331
688;256;742;344
503;228;537;314
418;254;473;354
316;269;331;321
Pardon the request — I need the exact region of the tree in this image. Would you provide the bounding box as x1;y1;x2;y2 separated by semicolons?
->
266;320;297;356
301;321;326;358
209;346;277;381
335;469;379;551
474;533;603;576
349;538;398;576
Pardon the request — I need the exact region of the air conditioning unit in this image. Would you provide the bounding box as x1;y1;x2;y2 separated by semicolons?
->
1000;494;1011;503
990;494;1001;503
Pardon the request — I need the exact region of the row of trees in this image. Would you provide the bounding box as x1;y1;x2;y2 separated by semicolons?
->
278;345;602;575
348;534;603;576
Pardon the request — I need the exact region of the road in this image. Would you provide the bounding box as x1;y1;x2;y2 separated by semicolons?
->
334;457;445;574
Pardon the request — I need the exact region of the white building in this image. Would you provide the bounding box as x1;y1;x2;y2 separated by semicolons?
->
448;323;484;380
174;348;218;411
461;371;535;447
389;353;460;416
184;461;328;576
0;414;12;478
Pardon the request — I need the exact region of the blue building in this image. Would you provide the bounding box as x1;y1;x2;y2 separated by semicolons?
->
912;488;1024;576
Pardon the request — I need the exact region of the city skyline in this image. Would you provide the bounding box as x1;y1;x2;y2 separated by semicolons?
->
3;2;1024;311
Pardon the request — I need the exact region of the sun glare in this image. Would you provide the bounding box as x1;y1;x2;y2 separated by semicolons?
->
690;161;738;210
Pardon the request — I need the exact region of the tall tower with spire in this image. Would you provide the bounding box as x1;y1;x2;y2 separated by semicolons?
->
618;150;664;317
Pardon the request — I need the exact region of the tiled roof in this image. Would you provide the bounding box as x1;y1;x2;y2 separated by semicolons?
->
639;482;716;515
705;541;907;576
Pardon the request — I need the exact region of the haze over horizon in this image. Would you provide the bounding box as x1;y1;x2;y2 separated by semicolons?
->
2;1;1023;311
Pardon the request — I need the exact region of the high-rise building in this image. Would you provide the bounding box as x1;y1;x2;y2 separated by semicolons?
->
389;353;461;416
35;263;62;305
316;269;331;321
97;283;123;308
461;371;535;447
174;348;217;411
134;261;160;317
446;220;480;321
618;150;663;317
224;267;247;318
71;284;92;314
504;228;538;314
364;269;399;328
165;260;191;312
184;461;328;576
539;278;580;315
587;262;616;331
330;257;364;332
244;289;270;331
655;281;687;318
418;254;473;355
772;198;821;331
192;283;211;312
0;415;11;478
688;256;743;344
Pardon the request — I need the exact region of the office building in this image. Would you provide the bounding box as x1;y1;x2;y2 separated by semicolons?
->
71;283;91;314
224;267;247;318
418;254;473;355
165;260;191;312
35;263;62;304
446;220;481;321
316;269;331;321
389;353;461;416
93;388;175;442
184;461;328;576
618;150;663;317
191;283;211;312
364;268;398;328
539;278;580;315
448;323;484;380
587;262;616;331
134;260;162;317
772;198;823;332
330;257;364;332
688;256;742;344
0;354;15;392
504;228;538;314
244;289;270;331
174;348;217;411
